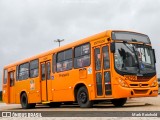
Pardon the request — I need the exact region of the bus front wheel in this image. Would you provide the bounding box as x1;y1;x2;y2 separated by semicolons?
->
77;86;93;108
111;98;127;107
20;93;36;109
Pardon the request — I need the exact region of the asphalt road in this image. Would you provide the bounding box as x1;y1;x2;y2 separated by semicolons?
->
0;95;160;118
0;96;160;111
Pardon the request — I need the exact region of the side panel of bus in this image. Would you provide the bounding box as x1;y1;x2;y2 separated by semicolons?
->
51;69;77;102
51;44;95;102
15;60;41;104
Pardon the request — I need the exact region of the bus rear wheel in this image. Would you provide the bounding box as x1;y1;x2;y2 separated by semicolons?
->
111;98;127;107
20;93;36;109
77;86;93;108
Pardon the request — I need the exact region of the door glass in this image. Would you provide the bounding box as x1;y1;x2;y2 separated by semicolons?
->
41;64;46;80
10;72;14;87
103;46;110;69
47;62;51;79
96;72;103;96
104;72;112;95
3;69;8;84
95;48;101;71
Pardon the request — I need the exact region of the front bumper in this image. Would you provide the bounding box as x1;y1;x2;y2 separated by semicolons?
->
112;84;158;98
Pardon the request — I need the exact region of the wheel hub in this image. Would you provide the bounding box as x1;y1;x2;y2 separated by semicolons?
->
80;91;87;103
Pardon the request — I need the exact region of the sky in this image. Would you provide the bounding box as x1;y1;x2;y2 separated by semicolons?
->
0;0;160;90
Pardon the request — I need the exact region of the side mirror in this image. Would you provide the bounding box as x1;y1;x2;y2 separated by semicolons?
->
110;42;115;53
152;49;156;63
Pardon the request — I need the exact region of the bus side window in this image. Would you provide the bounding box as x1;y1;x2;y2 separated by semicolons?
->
56;49;72;72
18;63;29;80
74;43;90;68
67;60;72;70
30;59;39;78
82;55;90;66
77;58;83;68
3;69;8;84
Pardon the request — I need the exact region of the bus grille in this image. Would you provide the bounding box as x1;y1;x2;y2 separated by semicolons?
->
133;89;148;94
132;76;153;82
130;84;149;87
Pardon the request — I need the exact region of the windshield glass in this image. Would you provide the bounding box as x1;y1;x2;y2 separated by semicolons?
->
112;31;150;44
114;43;155;75
137;46;155;74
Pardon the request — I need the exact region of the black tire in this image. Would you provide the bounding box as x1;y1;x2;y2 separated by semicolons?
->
111;98;127;107
20;93;31;109
30;103;36;108
77;86;93;108
48;102;61;108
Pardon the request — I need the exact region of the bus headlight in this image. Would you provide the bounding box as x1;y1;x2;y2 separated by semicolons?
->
151;80;158;87
118;79;128;87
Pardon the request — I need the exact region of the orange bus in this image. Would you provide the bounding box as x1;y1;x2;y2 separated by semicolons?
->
2;30;158;108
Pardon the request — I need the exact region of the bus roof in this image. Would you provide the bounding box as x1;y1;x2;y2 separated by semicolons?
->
4;30;111;68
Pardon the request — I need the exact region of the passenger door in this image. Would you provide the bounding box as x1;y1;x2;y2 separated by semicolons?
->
9;71;15;103
40;61;52;102
94;44;112;98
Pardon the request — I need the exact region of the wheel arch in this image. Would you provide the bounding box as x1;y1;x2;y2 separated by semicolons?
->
74;83;88;102
20;91;28;101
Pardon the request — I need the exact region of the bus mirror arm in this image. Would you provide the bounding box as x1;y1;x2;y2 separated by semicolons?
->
110;42;115;53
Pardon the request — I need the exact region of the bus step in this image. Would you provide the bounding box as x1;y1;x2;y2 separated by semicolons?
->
42;101;51;104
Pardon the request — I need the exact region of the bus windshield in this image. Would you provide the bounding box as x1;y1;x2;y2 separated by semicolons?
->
114;43;156;75
112;31;151;44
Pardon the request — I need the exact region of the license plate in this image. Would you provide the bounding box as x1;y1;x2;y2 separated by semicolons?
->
124;75;137;81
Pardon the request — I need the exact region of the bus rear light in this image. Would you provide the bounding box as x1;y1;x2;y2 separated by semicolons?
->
118;79;128;87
